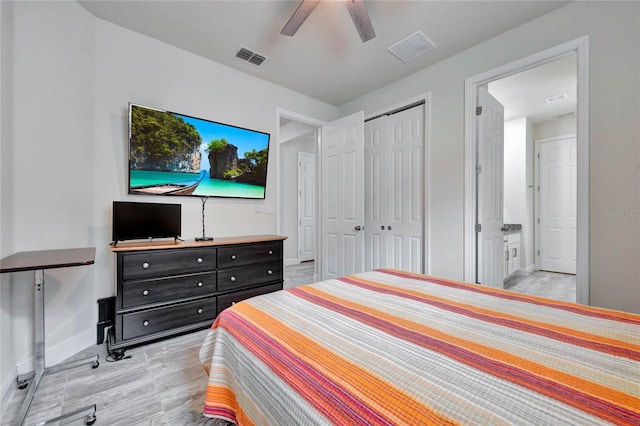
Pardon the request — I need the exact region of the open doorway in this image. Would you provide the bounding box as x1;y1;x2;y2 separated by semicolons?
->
487;54;577;302
277;111;322;288
464;36;589;305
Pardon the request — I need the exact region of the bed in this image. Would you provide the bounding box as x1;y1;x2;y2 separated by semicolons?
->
199;269;640;425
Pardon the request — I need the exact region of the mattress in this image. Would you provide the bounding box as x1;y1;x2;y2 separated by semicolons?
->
199;269;640;425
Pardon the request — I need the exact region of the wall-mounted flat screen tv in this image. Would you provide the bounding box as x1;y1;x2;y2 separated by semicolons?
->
112;201;181;243
128;103;271;199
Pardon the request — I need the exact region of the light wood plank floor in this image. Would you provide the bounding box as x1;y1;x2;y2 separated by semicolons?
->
2;329;228;426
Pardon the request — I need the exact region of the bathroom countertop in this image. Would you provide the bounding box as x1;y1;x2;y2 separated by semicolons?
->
503;224;522;235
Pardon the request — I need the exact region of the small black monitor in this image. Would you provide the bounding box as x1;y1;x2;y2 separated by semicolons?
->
112;201;181;243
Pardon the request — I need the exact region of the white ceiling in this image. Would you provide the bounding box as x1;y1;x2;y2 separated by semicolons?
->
489;53;577;124
78;0;571;107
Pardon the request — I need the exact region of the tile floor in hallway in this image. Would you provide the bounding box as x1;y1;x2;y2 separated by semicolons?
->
504;270;576;303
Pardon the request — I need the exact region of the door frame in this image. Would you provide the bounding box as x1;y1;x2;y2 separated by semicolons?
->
275;108;323;279
463;36;589;305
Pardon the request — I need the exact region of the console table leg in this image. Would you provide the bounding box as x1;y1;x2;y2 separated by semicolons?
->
13;270;47;426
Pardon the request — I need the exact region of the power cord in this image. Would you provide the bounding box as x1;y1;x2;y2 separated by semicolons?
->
105;326;131;362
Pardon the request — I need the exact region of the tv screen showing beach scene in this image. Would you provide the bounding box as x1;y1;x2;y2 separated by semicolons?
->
128;103;270;199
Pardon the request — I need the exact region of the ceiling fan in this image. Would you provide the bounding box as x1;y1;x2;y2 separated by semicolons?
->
281;0;376;42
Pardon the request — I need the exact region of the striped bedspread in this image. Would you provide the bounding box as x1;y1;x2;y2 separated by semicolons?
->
199;269;640;425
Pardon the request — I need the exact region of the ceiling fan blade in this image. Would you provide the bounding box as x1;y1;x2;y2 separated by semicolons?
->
281;0;321;37
345;0;376;42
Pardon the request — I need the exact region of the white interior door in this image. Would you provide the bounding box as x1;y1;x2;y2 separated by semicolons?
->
536;136;577;274
321;111;365;280
298;151;315;262
477;87;505;288
387;105;424;273
364;115;389;270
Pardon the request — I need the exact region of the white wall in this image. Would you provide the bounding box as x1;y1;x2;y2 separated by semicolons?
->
504;118;527;226
340;1;640;314
3;0;96;384
0;0;338;406
0;0;13;415
503;118;533;271
534;116;576;141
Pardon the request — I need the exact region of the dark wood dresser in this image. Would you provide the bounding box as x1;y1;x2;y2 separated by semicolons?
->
110;234;286;350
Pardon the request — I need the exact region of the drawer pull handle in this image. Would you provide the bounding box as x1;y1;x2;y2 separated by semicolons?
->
142;290;149;296
231;254;237;260
197;257;203;264
267;269;273;275
268;250;273;255
197;282;203;287
197;308;203;314
230;276;236;282
142;262;149;269
143;320;149;327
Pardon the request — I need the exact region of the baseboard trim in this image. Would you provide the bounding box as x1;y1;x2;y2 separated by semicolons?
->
284;257;300;266
15;327;95;375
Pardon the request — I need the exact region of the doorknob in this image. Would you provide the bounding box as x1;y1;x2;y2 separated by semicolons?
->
354;225;362;231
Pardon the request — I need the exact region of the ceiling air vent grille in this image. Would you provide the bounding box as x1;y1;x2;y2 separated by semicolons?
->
234;46;267;67
388;31;436;63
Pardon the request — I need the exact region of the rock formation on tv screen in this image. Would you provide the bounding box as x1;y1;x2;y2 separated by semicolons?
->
129;107;202;173
207;138;267;186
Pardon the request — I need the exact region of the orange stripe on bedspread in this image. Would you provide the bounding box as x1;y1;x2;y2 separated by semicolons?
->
295;285;640;425
226;302;458;426
204;385;255;426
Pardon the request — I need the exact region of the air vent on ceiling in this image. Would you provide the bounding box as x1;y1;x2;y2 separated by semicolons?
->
388;31;436;63
556;111;575;118
234;46;267;67
544;93;569;104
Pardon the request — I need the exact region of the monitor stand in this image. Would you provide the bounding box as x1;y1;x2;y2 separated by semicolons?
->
196;197;213;241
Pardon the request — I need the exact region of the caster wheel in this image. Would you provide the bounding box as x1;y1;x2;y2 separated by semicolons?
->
91;361;100;369
85;414;96;425
17;380;28;390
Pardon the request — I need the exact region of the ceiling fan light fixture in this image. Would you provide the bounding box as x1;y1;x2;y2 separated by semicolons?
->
281;0;375;43
345;0;376;42
388;31;436;63
281;0;321;37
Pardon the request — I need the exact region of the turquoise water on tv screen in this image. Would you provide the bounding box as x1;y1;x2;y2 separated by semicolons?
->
130;170;265;198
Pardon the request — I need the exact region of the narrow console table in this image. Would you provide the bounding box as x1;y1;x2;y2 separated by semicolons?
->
0;247;99;426
110;234;287;352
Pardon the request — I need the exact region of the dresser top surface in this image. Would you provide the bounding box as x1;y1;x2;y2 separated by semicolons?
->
110;234;287;253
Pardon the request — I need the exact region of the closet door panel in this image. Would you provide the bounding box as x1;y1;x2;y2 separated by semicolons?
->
388;106;424;274
364;104;424;274
364;116;389;271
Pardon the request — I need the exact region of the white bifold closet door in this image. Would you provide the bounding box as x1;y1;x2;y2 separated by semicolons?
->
364;105;424;273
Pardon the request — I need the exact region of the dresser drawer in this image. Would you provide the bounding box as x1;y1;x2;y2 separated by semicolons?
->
217;242;281;268
121;248;216;280
218;262;282;292
122;297;216;340
121;273;216;309
217;283;283;314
